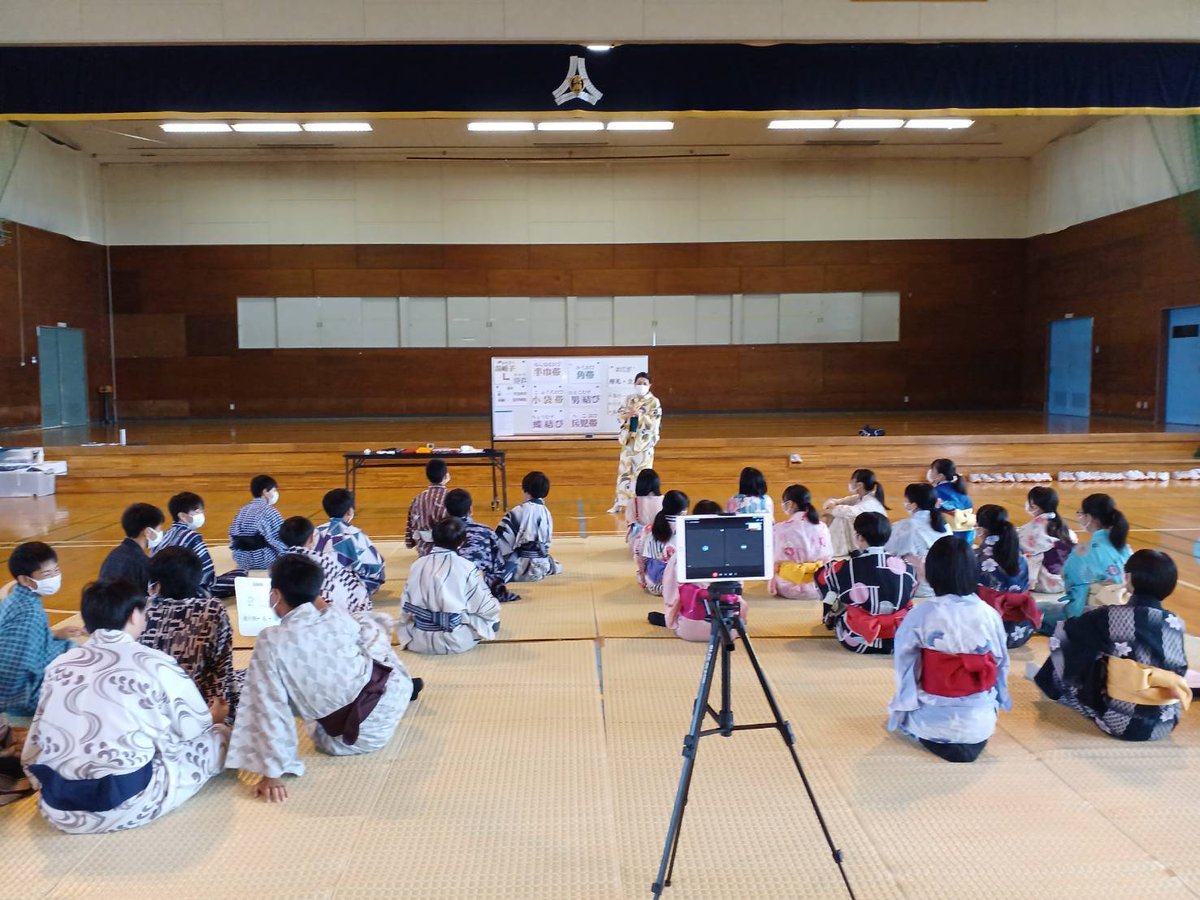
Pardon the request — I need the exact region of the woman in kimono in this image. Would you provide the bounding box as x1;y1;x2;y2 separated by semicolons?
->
497;471;563;582
822;469;889;558
639;490;689;595
1035;550;1189;741
974;505;1041;649
885;484;952;598
888;537;1011;762
818;512;916;654
226;554;416;803
625;468;664;559
610;372;663;515
1040;493;1132;635
397;517;501;654
22;578;230;832
1017;486;1077;595
726;467;774;517
928;458;975;543
770;485;833;600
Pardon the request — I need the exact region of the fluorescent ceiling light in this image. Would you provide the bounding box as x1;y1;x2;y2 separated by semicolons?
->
904;118;974;130
537;121;604;132
231;122;302;133
587;44;613;51
768;119;837;130
160;122;231;133
836;118;906;130
468;121;535;132
606;121;674;131
302;122;373;133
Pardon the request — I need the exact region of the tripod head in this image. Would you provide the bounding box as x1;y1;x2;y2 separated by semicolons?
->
702;580;743;623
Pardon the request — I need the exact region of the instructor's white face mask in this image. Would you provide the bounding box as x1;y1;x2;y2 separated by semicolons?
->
634;384;650;397
32;574;62;597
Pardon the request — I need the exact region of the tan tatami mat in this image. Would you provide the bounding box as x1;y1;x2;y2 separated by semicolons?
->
8;537;1200;899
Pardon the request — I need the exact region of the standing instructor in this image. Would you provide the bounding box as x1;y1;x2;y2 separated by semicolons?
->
609;372;663;514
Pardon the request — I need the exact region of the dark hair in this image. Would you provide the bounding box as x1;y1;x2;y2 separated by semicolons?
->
652;489;690;543
121;502;165;538
851;468;888;510
976;504;1020;577
270;553;323;608
522;471;551;499
148;546;203;600
443;488;473;519
250;474;277;498
81;578;146;632
432;516;467;550
425;459;448;484
925;537;979;597
1125;549;1177;600
692;500;722;515
635;468;661;497
322;488;355;519
8;541;57;579
782;484;820;525
738;467;767;498
635;371;650;382
930;458;968;495
1081;493;1129;551
1026;486;1072;543
168;491;204;522
905;483;947;533
278;515;315;549
853;512;891;547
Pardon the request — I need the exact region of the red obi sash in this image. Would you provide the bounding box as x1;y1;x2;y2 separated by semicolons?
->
977;585;1043;629
844;604;909;643
920;648;998;697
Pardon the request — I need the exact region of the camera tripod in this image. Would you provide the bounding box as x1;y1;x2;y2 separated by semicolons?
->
651;581;856;898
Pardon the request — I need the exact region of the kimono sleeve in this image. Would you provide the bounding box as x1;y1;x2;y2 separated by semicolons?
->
886;606;925;731
462;567;501;641
988;611;1013;712
225;634;304;779
262;507;288;554
199;602;237;705
158;652;218;742
495;510;518;557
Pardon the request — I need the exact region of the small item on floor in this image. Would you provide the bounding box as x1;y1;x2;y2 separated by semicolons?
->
789;453;803;464
647;611;667;627
409;677;425;703
500;590;522;602
858;425;886;437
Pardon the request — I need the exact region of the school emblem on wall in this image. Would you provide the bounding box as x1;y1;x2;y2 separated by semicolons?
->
552;56;603;106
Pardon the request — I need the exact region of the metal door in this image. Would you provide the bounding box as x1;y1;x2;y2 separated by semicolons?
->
1047;317;1092;417
37;326;88;427
1166;305;1200;426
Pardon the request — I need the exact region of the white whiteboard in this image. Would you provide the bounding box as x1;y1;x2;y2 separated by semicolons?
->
491;356;649;439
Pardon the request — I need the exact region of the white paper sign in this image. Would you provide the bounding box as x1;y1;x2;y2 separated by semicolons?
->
235;576;277;637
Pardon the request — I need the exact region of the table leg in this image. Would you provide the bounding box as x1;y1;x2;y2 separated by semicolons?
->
491;458;500;510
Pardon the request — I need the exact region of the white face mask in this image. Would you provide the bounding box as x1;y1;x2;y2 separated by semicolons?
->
32;574;62;597
634;383;650;397
267;489;280;506
187;511;206;530
848;483;857;494
147;528;165;549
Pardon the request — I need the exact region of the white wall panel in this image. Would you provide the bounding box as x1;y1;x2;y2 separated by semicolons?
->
528;297;568;347
862;291;901;343
275;297;321;348
574;297;614;347
405;297;448;347
653;295;697;346
318;297;363;348
360;298;401;348
447;296;489;347
613;297;655;345
695;295;732;345
237;297;277;349
489;296;532;347
742;294;779;344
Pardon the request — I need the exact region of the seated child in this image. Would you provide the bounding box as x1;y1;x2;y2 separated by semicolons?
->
406;459;451;557
887;537;1011;763
974;504;1040;649
639;490;689;596
228;475;287;572
227;554;417;803
1017;486;1077;595
0;542;83;717
445;488;520;603
156;491;216;596
726;466;774;517
99;502;166;594
823;468;889;558
818;513;916;654
886;483;952;598
770;484;833;600
496;471;563;582
279;516;371;615
626;468;664;559
397;517;502;654
23;578;230;832
928;458;975;543
314;488;387;595
1036;549;1188;741
1041;492;1132;635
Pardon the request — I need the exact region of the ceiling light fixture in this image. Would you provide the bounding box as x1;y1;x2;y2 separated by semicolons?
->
302;122;374;133
904;118;974;130
586;44;613;52
160;122;231;133
467;121;536;132
768;119;837;130
231;122;302;133
606;121;674;131
835;118;906;130
537;121;605;132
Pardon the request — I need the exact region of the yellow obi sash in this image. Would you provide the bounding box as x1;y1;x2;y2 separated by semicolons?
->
948;508;977;532
778;561;823;584
1106;656;1192;709
1087;582;1129;608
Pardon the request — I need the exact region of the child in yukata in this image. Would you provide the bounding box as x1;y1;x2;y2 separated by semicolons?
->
444;488;520;603
974;504;1041;649
639;490;689;596
406;459;451;557
885;483;952;598
314;489;387;596
626;468;664;560
1018;486;1077;596
770;484;833;600
726;467;774;517
928;458;975;544
496;471;563;583
823;468;889;558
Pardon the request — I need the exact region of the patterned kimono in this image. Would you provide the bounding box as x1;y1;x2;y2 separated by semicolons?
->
406;484;447;557
1036;595;1188;741
613;392;663;511
1042;529;1133;633
817;547;917;654
0;584;75;717
397;548;501;654
1017;514;1076;595
139;594;240;710
457;517;515;602
888;593;1011;750
934;483;975;544
825;493;888;558
625;494;664;559
285;546;371;615
975;538;1037;649
22;630;228;833
640;530;674;596
725;494;775;517
229;498;287;571
884;510;952;598
770;514;833;600
314;518;386;595
157;521;216;594
226;604;412;778
496;499;562;583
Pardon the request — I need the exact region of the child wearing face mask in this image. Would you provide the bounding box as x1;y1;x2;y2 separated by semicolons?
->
155;491;216;596
99;502;166;594
823;469;889;557
770;485;833;600
1016;486;1077;596
885;484;952;599
0;542;84;717
228;474;287;574
928;458;975;543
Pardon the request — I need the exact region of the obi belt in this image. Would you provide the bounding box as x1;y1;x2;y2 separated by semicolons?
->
844;604;909;644
316;659;393;746
778;561;823;584
403;601;463;633
29;758;154;813
920;648;998;698
230;533;268;551
516;541;549;559
978;586;1043;629
1106;656;1192;710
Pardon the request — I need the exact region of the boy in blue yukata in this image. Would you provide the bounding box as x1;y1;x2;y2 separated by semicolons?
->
314;489;387;596
496;471;563;583
444;488;520;603
156;491;216;596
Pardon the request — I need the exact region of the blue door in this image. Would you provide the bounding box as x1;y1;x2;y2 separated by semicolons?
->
1047;318;1093;418
37;326;89;428
1166;306;1200;426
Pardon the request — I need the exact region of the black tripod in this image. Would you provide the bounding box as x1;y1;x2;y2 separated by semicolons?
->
651;582;856;898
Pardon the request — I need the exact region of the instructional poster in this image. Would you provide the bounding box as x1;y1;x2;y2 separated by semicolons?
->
492;356;648;439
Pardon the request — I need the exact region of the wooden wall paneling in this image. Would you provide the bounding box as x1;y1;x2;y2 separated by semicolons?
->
782;241;871;266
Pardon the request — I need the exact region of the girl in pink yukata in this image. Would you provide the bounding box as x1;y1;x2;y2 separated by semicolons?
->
769;484;833;600
625;468;664;560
